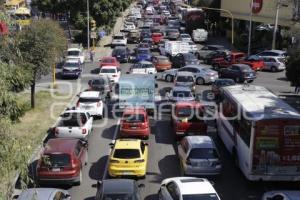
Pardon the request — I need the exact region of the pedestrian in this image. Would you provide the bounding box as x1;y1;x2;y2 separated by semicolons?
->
90;50;95;62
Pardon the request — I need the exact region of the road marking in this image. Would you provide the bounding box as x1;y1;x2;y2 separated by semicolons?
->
102;118;120;180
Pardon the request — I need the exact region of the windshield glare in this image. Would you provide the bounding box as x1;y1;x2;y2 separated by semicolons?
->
189;148;218;159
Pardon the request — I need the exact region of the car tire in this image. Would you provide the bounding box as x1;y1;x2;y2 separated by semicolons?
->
165;75;173;82
196;77;205;85
271;66;277;72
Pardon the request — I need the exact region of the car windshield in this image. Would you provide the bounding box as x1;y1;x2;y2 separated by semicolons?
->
181;34;190;38
189;148;218;159
113;49;125;55
246;55;261;61
123;114;145;122
173;91;193;98
64;63;79;68
68;51;80;56
176;76;194;82
141;63;154;68
138;49;149;54
103;194;134;200
158;57;169;63
42;154;71;167
101;68;116;73
113;149;141;159
113;36;124;40
183;54;196;59
79;98;100;103
183;194;219;200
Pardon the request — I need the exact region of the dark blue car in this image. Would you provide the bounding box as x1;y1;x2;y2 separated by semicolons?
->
112;46;131;63
136;48;152;62
62;60;82;79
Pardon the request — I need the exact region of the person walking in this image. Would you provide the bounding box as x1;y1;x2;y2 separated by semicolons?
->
90;50;95;62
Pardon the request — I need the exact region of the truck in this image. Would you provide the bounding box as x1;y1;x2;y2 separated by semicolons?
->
53;110;93;140
118;74;156;114
66;47;85;64
211;52;245;70
160;41;190;57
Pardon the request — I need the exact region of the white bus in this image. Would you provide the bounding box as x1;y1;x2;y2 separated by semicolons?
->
217;85;300;181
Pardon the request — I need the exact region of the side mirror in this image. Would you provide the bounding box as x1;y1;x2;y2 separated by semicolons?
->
80;139;88;147
97;180;103;187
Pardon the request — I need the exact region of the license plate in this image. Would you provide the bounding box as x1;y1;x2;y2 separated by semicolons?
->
52;168;61;172
122;171;133;175
131;127;137;129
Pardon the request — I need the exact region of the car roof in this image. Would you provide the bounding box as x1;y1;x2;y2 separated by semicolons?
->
65;59;80;63
232;64;251;69
163;177;217;195
102;179;135;194
183;64;204;69
172;86;192;92
123;106;147;114
138;61;153;64
137;47;150;51
17;188;66;200
44;138;79;154
102;56;116;60
115;139;141;149
184;136;214;149
79;91;100;98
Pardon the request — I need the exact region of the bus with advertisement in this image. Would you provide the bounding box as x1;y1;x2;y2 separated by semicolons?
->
4;0;26;15
217;84;300;181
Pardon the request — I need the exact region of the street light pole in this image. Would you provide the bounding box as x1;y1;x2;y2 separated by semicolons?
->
247;0;254;56
87;0;90;51
272;0;280;50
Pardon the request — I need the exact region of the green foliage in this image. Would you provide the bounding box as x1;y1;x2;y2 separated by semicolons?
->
286;49;300;85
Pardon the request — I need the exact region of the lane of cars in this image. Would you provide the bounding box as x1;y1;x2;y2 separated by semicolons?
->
15;0;296;200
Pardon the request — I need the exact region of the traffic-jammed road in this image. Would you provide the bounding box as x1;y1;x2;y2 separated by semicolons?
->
49;40;300;200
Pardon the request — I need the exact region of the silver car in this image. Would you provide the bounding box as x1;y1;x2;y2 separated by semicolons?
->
174;71;196;92
15;188;71;200
178;136;222;176
160;65;218;85
168;86;195;102
262;57;286;72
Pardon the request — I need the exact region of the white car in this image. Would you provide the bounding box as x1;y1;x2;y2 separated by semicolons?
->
130;61;157;74
123;22;136;32
179;33;192;42
111;34;127;47
76;91;104;118
158;177;221;200
54;110;93;140
168;86;195;102
262;57;286;72
99;66;121;83
256;50;288;64
262;191;300;200
66;48;85;64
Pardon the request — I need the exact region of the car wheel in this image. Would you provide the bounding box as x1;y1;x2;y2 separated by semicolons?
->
196;77;205;85
165;75;173;82
271;66;277;72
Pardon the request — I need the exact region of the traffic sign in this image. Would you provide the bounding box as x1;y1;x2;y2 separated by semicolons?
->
90;32;97;39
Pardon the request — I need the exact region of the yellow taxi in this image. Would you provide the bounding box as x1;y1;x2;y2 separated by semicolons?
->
108;139;148;178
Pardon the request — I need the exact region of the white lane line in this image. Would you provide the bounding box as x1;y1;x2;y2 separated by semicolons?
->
102;118;120;180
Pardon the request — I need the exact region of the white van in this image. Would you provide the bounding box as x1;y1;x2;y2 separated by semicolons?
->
192;29;208;42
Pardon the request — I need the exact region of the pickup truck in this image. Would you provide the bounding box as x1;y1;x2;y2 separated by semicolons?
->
212;52;265;71
53;110;93;140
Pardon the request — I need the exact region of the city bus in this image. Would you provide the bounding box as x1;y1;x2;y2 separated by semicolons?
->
13;7;31;27
4;0;26;15
217;84;300;181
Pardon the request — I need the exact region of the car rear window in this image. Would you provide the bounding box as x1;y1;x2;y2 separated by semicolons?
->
137;49;150;54
189;148;218;159
113;36;124;40
42;154;71;167
183;194;219;200
123;114;145;122
101;68;116;73
113;149;141;159
92;79;106;85
61;113;87;127
176;76;194;82
103;58;115;63
103;194;134;200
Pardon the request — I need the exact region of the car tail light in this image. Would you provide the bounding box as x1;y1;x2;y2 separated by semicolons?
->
82;128;87;134
110;159;120;163
134;159;145;163
186;159;191;165
97;102;102;107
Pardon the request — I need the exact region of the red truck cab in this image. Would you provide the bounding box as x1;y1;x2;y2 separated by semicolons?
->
212;52;245;70
172;101;207;140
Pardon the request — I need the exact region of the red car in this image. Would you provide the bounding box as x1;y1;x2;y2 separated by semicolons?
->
239;55;265;71
36;138;88;185
152;32;163;44
172;101;207;140
120;107;150;139
212;52;245;70
100;56;120;68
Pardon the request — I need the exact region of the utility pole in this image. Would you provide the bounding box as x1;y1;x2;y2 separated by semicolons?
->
87;0;90;51
248;0;254;56
272;0;280;50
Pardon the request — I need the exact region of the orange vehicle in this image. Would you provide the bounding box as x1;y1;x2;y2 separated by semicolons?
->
172;101;207;140
151;32;163;44
152;56;172;71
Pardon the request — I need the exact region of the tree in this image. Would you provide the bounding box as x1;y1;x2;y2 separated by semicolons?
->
17;20;67;108
286;49;300;86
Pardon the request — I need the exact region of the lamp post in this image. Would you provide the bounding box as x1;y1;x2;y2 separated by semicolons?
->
87;0;90;51
247;0;254;56
271;0;288;49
